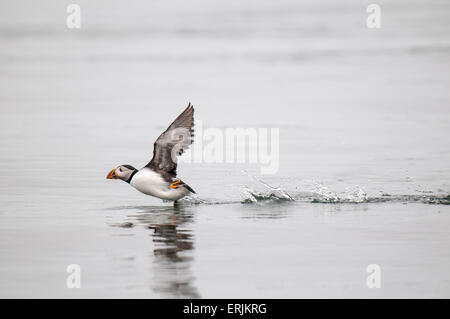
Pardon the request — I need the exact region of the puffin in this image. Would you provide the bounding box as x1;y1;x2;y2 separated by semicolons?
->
106;103;196;204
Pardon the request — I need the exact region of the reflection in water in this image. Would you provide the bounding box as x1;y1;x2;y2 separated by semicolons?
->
124;205;199;298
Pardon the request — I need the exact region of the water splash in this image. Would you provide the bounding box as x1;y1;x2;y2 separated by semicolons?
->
239;174;294;204
307;183;369;203
238;177;449;205
241;188;294;204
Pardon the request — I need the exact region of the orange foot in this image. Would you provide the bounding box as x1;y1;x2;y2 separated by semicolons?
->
169;180;180;189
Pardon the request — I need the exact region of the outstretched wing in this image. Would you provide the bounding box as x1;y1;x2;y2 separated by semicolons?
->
145;103;194;177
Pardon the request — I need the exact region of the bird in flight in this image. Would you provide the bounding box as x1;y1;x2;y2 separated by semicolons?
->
106;103;196;205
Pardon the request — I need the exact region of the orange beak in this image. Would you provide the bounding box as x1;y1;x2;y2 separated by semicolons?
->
106;168;116;179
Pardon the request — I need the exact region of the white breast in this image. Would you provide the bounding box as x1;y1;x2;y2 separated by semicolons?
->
130;168;189;200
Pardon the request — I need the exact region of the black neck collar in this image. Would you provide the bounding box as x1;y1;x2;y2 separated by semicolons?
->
126;170;138;184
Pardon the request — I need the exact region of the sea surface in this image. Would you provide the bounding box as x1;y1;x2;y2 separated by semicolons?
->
0;0;449;298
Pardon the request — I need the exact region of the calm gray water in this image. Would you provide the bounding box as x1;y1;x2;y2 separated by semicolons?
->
0;0;450;298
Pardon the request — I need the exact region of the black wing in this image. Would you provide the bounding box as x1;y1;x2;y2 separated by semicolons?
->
145;103;194;177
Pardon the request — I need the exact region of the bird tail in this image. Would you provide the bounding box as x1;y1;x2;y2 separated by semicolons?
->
180;180;196;194
184;183;196;194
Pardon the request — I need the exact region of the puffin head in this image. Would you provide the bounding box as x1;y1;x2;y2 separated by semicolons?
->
106;165;138;183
